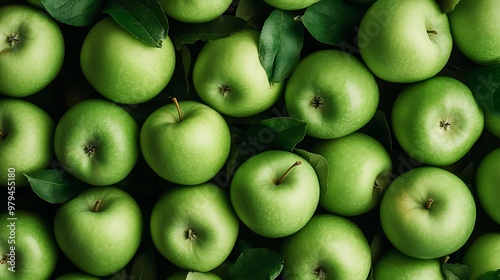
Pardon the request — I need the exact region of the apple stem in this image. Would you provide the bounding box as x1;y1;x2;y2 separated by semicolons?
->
294;15;302;22
0;130;5;140
276;161;302;185
92;200;102;212
426;198;433;210
171;97;182;122
427;30;438;35
442;255;450;265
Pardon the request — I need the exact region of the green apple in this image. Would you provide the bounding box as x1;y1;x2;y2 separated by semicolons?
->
54;186;143;277
54;272;101;280
357;0;452;83
484;110;500;138
0;4;64;97
380;166;476;259
80;16;175;104
311;132;393;216
475;148;500;224
54;99;139;186
373;249;445;279
0;211;58;280
281;214;372;280
448;0;500;65
230;150;320;238
462;232;500;280
285;50;379;139
262;0;320;10
140;99;231;185
0;98;55;187
391;76;484;166
158;0;232;23
150;183;239;272
193;29;283;117
167;271;223;280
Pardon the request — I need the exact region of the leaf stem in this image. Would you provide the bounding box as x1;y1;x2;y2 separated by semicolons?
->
277;161;302;185
172;97;182;122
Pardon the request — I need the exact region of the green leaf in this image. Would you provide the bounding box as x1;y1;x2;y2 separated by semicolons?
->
464;64;500;116
477;269;500;280
103;0;169;48
26;169;85;204
41;0;104;26
228;248;284;280
436;0;461;13
259;9;304;83
170;15;248;50
259;117;307;151
293;148;329;193
442;263;470;280
301;0;363;46
235;0;274;29
130;249;157;280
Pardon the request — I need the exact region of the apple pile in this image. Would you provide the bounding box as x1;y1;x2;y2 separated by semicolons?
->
1;0;500;279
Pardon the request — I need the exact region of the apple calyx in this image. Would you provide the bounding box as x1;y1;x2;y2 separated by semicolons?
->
85;144;96;157
276;161;302;185
440;119;451;131
0;253;6;264
311;96;324;109
427;30;438;35
374;180;384;191
186;228;197;241
219;85;231;96
171;97;183;122
7;33;19;48
426;198;434;210
92;200;103;212
314;266;326;279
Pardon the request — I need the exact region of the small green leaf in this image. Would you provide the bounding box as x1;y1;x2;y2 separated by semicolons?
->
41;0;104;26
301;0;363;46
477;269;500;280
170;15;248;50
103;0;169;48
293;148;329;193
259;9;304;83
436;0;461;13
26;170;85;204
130;249;157;280
228;248;284;280
464;64;500;116
259;117;307;151
442;263;470;280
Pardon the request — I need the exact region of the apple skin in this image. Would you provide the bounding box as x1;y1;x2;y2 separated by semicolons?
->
167;271;223;280
373;249;445;280
53;186;143;277
281;214;372;280
0;98;55;187
54;99;139;186
262;0;320;10
448;0;500;65
380;166;476;259
0;211;58;280
193;29;283;117
475;148;500;224
0;4;64;97
462;233;500;280
230;150;320;238
150;183;239;272
140;100;231;185
484;110;500;138
54;272;101;280
357;0;452;83
158;0;232;23
311;132;393;216
285;50;379;139
80;16;175;104
391;76;484;166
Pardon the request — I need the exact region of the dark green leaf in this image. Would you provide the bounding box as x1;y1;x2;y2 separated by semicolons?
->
436;0;461;13
260;117;307;151
130;249;157;280
259;9;304;83
464;64;500;116
442;263;470;280
301;0;363;46
293;148;329;193
477;269;500;280
26;169;85;204
228;248;284;280
103;0;169;48
170;15;248;50
41;0;104;26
